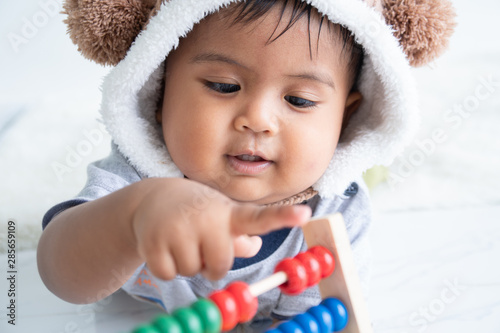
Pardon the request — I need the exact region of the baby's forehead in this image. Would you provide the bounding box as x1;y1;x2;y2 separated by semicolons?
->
212;1;339;37
193;3;350;56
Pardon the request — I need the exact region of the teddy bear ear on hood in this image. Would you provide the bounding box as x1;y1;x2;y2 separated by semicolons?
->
63;0;456;67
382;0;457;67
63;0;161;66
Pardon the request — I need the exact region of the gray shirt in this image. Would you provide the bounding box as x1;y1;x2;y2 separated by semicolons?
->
43;143;372;332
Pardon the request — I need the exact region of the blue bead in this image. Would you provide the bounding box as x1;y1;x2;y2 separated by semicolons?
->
307;305;334;333
278;321;305;333
293;312;320;333
320;298;348;331
265;329;284;333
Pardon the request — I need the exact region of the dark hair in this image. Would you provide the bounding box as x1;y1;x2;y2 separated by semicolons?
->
229;0;364;91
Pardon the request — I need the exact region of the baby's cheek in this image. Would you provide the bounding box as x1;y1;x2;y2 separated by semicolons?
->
304;144;336;179
304;159;327;181
282;147;323;188
170;128;218;176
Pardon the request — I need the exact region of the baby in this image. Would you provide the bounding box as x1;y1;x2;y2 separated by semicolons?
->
38;0;455;330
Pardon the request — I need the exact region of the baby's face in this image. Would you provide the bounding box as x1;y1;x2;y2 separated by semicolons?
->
158;5;360;205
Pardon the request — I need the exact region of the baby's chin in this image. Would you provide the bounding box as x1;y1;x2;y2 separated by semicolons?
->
182;172;306;206
221;187;298;206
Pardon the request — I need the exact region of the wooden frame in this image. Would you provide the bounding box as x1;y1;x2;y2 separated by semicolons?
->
302;213;373;333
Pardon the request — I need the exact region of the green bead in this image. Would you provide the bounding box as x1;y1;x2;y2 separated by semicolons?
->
191;298;222;333
173;307;203;333
152;314;183;333
132;324;161;333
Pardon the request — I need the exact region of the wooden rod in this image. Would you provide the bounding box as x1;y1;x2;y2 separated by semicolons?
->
248;271;288;297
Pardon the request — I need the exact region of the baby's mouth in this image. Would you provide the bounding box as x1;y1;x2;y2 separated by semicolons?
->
226;153;273;175
235;154;266;162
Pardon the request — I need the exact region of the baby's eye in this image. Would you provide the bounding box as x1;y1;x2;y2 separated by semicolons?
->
205;81;241;94
285;95;317;108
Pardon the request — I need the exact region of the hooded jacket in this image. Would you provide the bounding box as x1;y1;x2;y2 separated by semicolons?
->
90;0;422;197
60;0;455;197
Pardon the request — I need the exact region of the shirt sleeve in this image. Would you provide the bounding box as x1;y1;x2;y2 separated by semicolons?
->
42;142;143;229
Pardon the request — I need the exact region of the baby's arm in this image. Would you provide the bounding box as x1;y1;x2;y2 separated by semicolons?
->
37;178;311;304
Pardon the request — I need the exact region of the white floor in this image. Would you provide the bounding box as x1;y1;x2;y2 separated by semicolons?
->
1;205;499;333
368;206;500;333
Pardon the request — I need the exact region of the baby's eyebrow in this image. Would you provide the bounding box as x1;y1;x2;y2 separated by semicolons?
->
287;73;336;90
190;52;249;70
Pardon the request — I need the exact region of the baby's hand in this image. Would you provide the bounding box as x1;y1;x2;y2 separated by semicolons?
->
131;178;311;281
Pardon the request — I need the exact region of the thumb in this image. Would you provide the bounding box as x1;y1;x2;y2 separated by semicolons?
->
233;235;262;258
231;204;312;236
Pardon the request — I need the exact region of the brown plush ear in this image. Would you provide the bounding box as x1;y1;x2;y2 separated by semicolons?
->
382;0;457;67
63;0;160;66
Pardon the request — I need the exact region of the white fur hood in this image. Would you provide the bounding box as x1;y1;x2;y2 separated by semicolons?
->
99;0;420;198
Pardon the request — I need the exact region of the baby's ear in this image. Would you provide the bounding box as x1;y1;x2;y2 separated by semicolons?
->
342;91;362;131
382;0;457;67
156;92;164;124
156;108;162;124
63;0;161;66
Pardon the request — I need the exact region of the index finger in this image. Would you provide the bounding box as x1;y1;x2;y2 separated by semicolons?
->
230;204;312;236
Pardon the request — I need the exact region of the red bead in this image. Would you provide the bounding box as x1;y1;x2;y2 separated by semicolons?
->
274;258;308;295
295;252;321;287
225;281;258;323
308;246;335;278
208;290;238;331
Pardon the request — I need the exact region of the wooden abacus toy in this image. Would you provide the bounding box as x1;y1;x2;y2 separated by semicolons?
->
131;213;373;333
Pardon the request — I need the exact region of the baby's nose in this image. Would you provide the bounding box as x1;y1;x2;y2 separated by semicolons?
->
233;98;280;135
